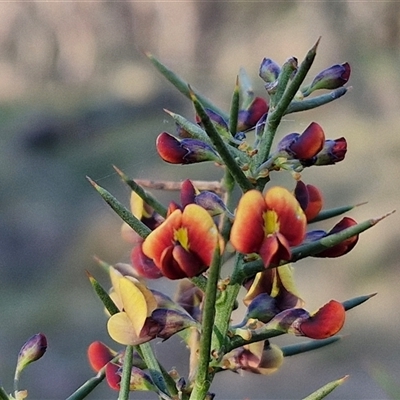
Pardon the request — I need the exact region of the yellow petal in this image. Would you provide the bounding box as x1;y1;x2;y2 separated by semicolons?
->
107;312;140;345
119;277;147;336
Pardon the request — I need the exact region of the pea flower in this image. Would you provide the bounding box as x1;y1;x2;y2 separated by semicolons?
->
294;180;323;221
259;58;281;84
267;299;345;339
15;333;47;379
107;268;197;345
302;62;351;97
306;217;359;257
230;187;306;267
314;137;347;165
156;131;220;164
222;340;284;375
142;204;219;279
237;97;269;132
277;122;325;161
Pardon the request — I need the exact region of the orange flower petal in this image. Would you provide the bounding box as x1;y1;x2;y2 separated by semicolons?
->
231;190;266;254
182;204;218;266
299;300;345;339
142;209;182;266
264;187;306;246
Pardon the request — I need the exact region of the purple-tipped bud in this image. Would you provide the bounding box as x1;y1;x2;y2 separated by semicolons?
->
245;293;280;323
315;137;347;165
195;191;233;218
196;108;229;134
156;132;220;164
303;62;350;96
150;308;198;340
180;179;197;208
16;333;47;376
259;58;281;84
237;97;269;132
277;122;325;160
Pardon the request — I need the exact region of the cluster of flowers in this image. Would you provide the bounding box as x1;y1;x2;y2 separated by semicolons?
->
0;43;390;400
84;50;364;397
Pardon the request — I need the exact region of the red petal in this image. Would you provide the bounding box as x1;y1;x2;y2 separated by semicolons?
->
159;245;188;280
316;217;359;257
142;209;182;267
130;245;163;279
87;341;115;372
290;122;325;159
182;204;218;266
105;362;121;390
173;245;207;277
264;187;306;246
231;190;266;254
156;132;187;163
300;300;345;339
181;179;196;207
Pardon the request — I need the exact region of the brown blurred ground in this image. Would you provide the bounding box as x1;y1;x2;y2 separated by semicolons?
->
0;2;399;399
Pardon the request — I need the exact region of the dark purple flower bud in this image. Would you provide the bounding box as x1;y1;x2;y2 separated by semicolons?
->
277;122;325;160
315;137;347;165
307;217;359;258
237;97;269;131
16;333;47;377
259;58;281;84
180;179;197;208
303;62;351;96
156;132;220;164
150;308;198;340
245;293;280;323
195;191;233;218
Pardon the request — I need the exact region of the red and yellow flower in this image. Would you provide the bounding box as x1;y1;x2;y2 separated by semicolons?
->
142;204;219;279
230;187;306;267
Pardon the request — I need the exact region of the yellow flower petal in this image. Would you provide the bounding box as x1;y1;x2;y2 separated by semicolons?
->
119;277;147;336
107;312;140;345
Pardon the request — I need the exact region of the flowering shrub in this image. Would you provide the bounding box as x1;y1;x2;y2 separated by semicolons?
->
1;39;394;400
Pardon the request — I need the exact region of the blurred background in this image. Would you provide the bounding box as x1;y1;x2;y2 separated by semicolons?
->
0;2;399;399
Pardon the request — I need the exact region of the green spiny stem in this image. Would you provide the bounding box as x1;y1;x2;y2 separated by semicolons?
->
227;295;374;352
138;343;173;399
281;336;341;357
87;177;151;239
342;293;377;311
234;212;394;283
213;253;244;352
229;76;240;137
65;356;120;400
302;376;349;400
190;246;221;400
113;166;168;218
257;38;320;166
272;57;298;108
118;346;133;400
190;90;254;193
164;109;213;145
146;52;228;120
308;203;366;223
87;271;120;315
285;87;348;114
219;170;236;244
